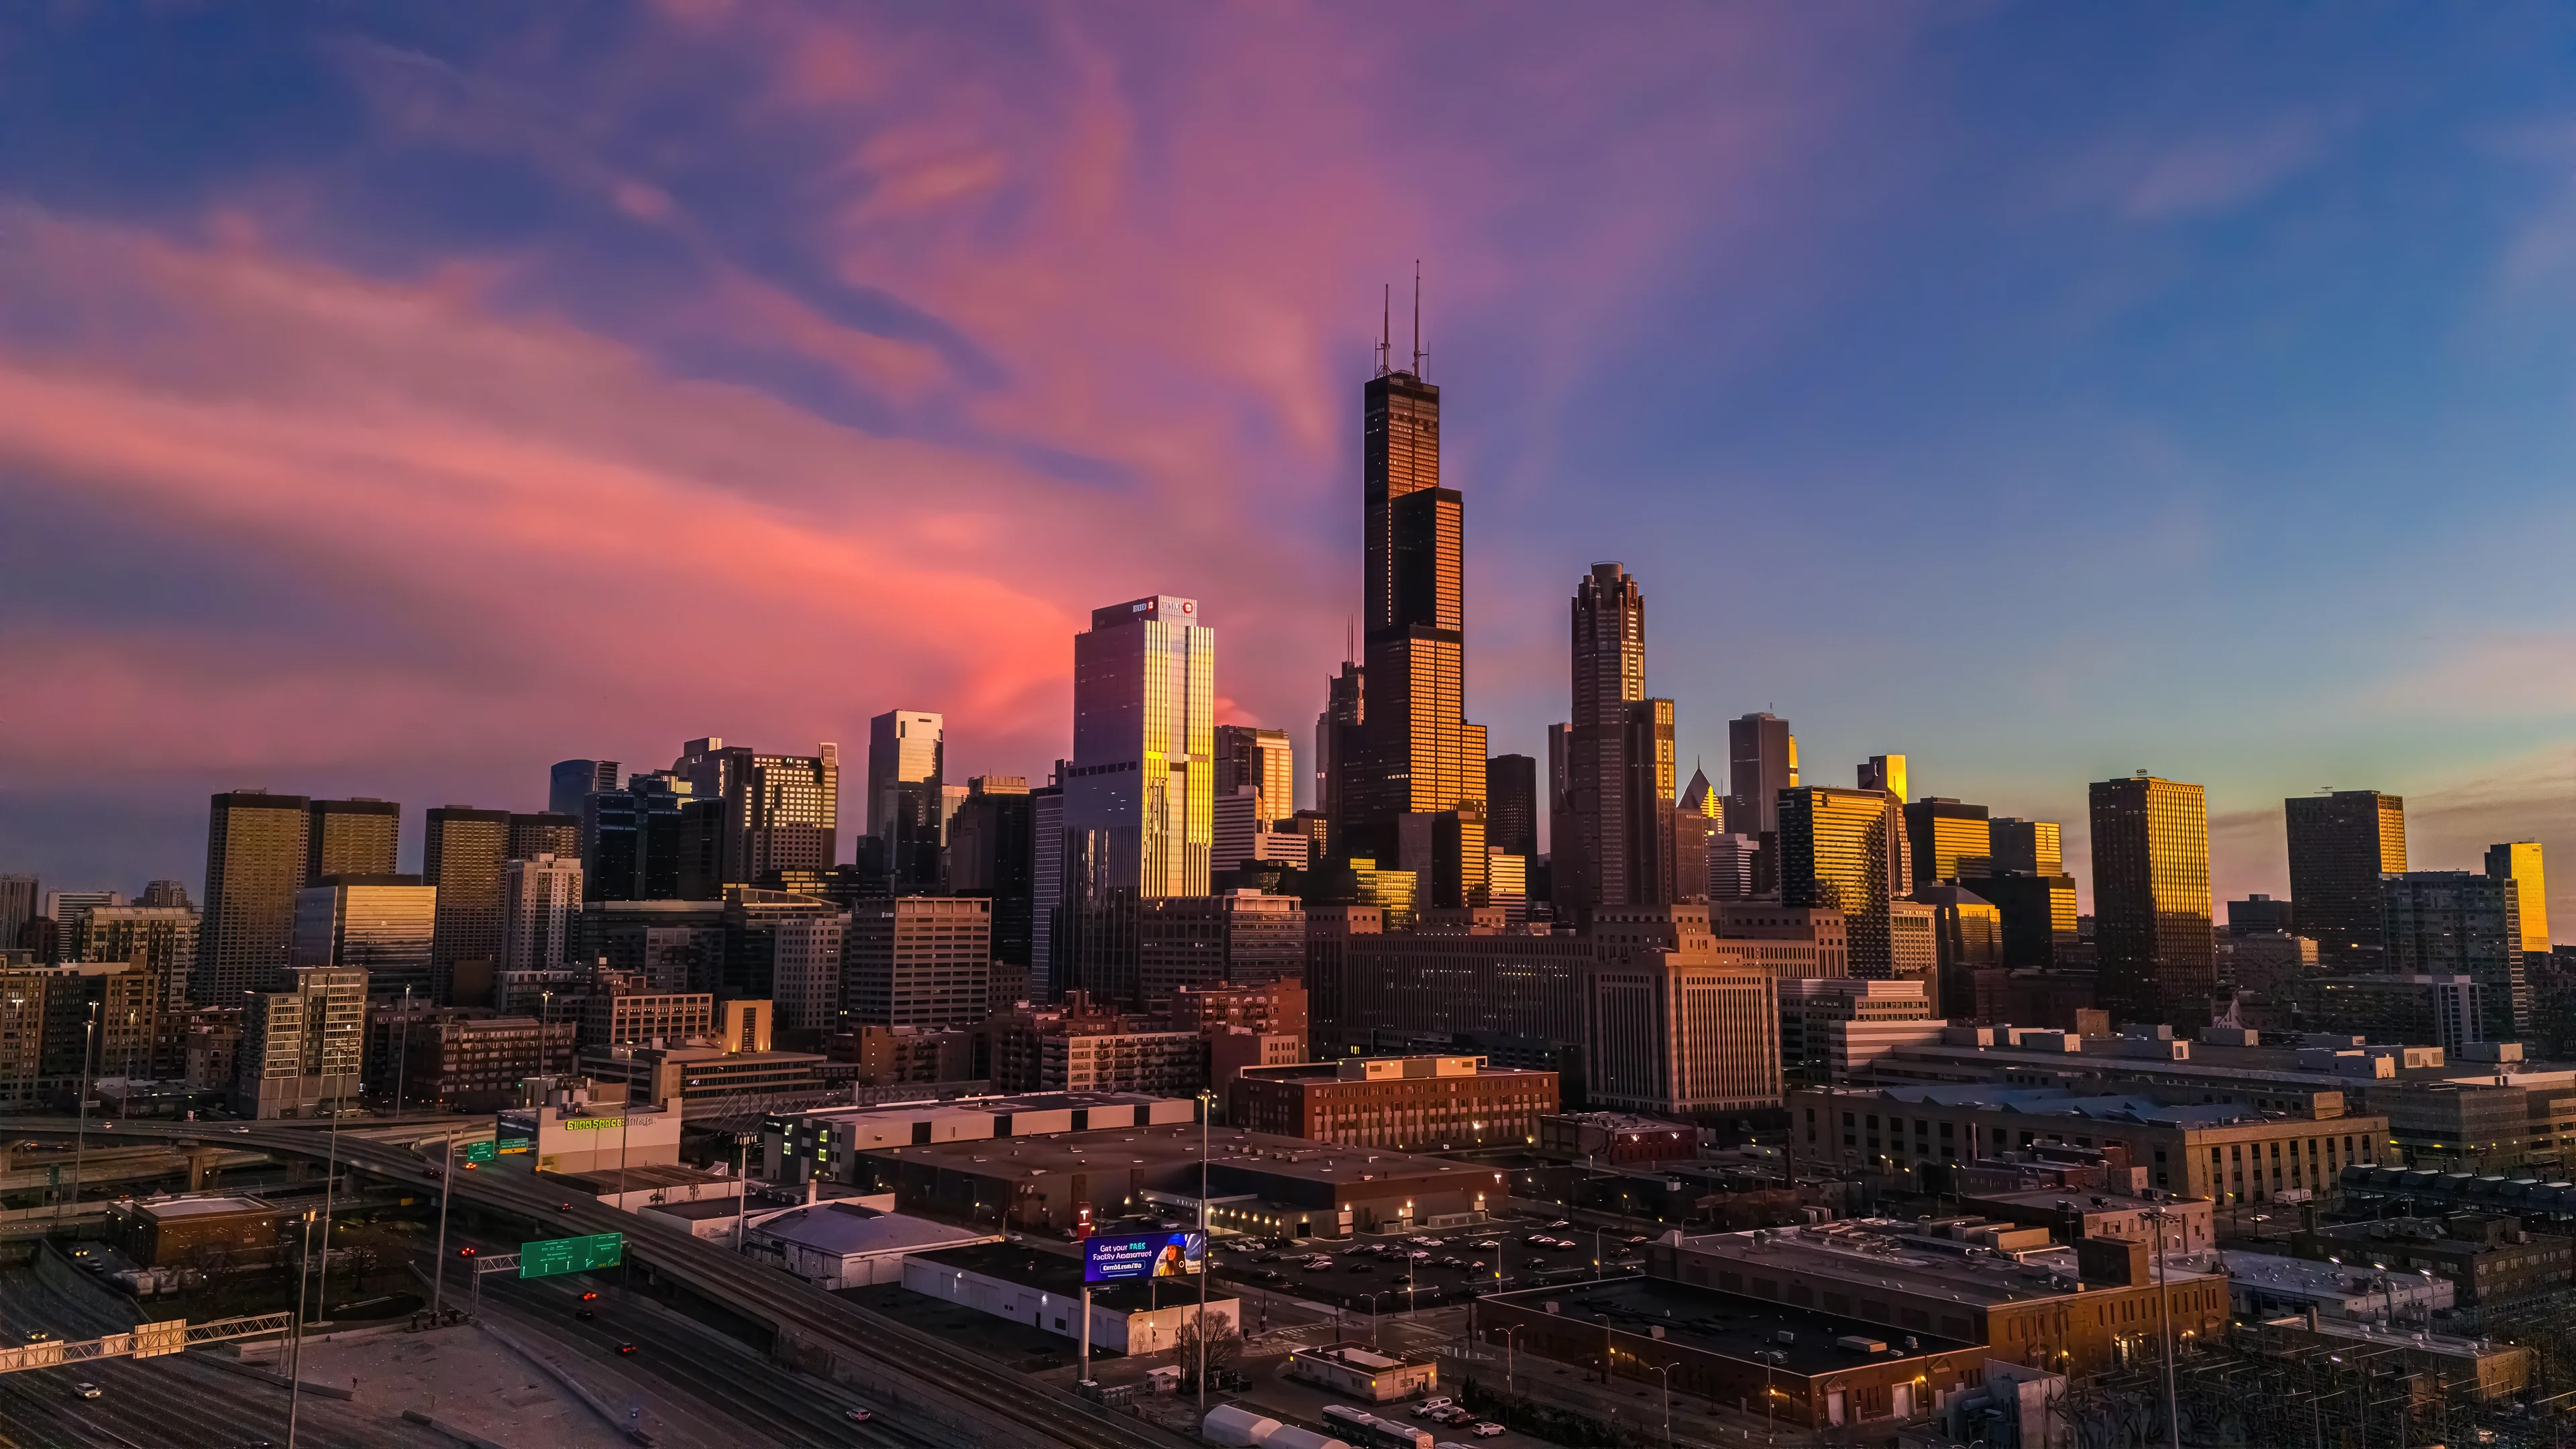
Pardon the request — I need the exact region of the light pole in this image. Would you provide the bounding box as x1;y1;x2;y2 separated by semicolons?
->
431;1130;457;1322
2149;1204;2180;1449
315;1049;348;1324
287;1207;316;1449
733;1132;755;1254
64;1005;97;1226
1650;1361;1673;1448
1499;1323;1523;1393
392;985;413;1123
1196;1089;1211;1419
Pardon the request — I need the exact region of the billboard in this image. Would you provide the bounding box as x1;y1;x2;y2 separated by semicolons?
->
1083;1232;1203;1283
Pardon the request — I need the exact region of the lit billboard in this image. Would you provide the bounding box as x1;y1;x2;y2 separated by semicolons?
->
1083;1232;1203;1283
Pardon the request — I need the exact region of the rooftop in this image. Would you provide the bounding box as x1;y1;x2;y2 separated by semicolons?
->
875;1123;1494;1190
1811;1082;2332;1130
1673;1220;2223;1308
1487;1278;1982;1377
550;1162;738;1197
909;1241;1236;1313
647;1197;747;1222
782;1091;1187;1126
129;1194;271;1220
2221;1251;2447;1301
749;1201;991;1256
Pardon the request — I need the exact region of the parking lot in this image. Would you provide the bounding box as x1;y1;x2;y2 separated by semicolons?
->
1212;1216;1653;1311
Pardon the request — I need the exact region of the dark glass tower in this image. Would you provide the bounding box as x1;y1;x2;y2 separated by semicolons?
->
1485;755;1538;859
2090;773;2215;1026
1780;786;1906;977
1345;360;1487;906
2286;790;2406;966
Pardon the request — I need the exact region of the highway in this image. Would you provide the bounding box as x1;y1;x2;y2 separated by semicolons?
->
0;1259;444;1449
3;1118;1177;1449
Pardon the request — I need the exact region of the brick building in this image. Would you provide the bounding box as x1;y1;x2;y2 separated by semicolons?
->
1230;1055;1556;1150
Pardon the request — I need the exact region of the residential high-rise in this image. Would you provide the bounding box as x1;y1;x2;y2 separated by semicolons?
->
0;875;36;953
1984;818;2064;876
2286;790;2407;965
867;711;945;891
78;906;200;1009
1780;786;1909;979
674;737;842;887
423;806;511;1006
1215;724;1296;829
1904;798;1992;886
508;810;582;865
1486;755;1539;860
2384;871;2529;1042
769;912;847;1035
305;798;398;884
290;875;435;1000
2485;842;2551;956
501;855;582;975
44;890;124;961
196;790;311;1004
1344;354;1488;908
947;775;1034;1004
1057;596;1214;1006
233;967;366;1119
139;880;191;910
2090;773;2216;1026
549;759;619;817
846;896;991;1030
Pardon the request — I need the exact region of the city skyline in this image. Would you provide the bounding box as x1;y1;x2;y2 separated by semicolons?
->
9;9;2576;923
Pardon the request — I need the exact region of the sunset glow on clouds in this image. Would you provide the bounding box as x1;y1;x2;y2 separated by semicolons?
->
12;5;2576;923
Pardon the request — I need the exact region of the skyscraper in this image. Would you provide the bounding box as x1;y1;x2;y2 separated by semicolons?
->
1057;595;1215;1006
2383;870;2529;1041
1986;818;2064;876
1316;660;1364;844
674;737;843;887
2286;790;2407;965
1560;563;1645;914
580;771;714;902
1904;798;1992;886
233;967;365;1119
947;774;1035;1003
291;875;435;1000
305;798;399;884
1215;724;1296;828
423;806;511;1005
1344;351;1488;908
1031;769;1065;1000
196;791;311;1004
2484;842;2550;956
1780;786;1908;978
139;879;191;910
1486;755;1540;861
501;855;583;975
508;811;582;865
867;711;945;891
549;759;619;817
0;875;35;954
1725;712;1798;896
2090;773;2215;1026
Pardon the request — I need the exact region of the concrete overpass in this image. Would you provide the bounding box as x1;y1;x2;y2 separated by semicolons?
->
0;1116;1178;1449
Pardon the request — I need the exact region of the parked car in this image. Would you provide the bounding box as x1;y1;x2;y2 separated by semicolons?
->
1474;1421;1506;1437
1346;1263;1374;1273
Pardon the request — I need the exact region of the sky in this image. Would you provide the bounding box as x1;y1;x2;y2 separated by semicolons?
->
7;4;2576;930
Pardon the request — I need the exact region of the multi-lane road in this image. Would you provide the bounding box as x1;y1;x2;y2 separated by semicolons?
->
1;1117;1177;1449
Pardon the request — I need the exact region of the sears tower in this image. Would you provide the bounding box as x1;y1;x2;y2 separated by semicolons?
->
1339;295;1488;906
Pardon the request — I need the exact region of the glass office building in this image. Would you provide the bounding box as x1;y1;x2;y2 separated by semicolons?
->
2089;774;2215;1026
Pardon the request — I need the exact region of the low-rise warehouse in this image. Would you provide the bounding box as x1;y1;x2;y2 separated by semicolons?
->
1475;1277;1983;1432
901;1242;1238;1353
867;1124;1506;1235
745;1200;998;1288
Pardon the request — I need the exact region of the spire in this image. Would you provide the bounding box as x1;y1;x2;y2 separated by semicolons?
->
1378;284;1391;378
1411;260;1425;377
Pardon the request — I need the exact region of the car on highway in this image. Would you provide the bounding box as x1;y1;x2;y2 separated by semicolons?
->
71;1381;101;1399
616;1342;639;1355
580;1290;600;1300
844;1407;873;1422
23;1330;54;1343
1546;1220;1570;1228
557;1201;574;1211
231;1126;252;1134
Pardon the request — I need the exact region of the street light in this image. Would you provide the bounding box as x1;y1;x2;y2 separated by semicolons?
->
62;1004;97;1227
1649;1360;1674;1448
392;985;413;1123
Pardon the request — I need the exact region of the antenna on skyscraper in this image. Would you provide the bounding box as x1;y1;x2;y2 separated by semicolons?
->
1411;260;1425;377
1345;614;1356;665
1379;285;1391;378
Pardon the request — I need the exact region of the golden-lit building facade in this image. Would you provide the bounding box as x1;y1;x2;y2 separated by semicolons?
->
1904;798;1992;886
305;798;398;884
1986;817;2063;875
2286;790;2406;966
2485;841;2550;955
1780;786;1907;979
1347;366;1487;906
197;790;311;1004
2089;774;2215;1026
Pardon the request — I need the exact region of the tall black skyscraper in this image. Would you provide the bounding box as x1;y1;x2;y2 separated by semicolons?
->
1485;755;1538;859
1726;712;1797;897
2090;773;2215;1026
550;759;619;817
947;775;1035;1003
2286;790;2406;966
1343;318;1487;906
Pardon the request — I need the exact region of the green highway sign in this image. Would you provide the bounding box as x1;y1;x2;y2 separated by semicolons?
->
463;1139;497;1164
519;1232;622;1279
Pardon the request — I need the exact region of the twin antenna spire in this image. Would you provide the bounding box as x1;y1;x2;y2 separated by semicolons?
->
1376;262;1426;379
